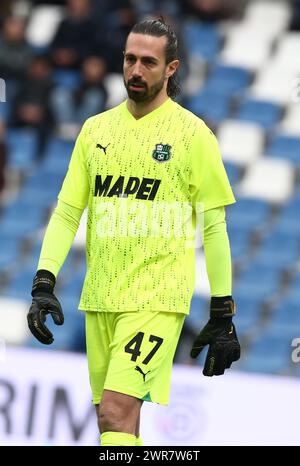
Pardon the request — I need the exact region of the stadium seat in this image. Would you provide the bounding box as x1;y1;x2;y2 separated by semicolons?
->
185;88;231;124
7;129;38;170
252;230;300;269
271;198;300;235
205;64;251;97
266;135;300;166
234;290;264;310
23;239;44;265
220;26;273;71
250;64;296;105
226;197;271;230
43;137;74;161
227;227;252;261
244;0;291;38
2;197;46;218
0;200;46;242
20;187;57;207
38;137;73;176
237;332;291;374
269;294;300;335
4;272;35;300
237;158;294;203
218;120;264;166
0;216;44;238
22;171;65;198
234;261;282;300
241;322;294;374
182;22;220;61
286;273;300;301
235;99;283;130
234;295;262;335
0;234;22;271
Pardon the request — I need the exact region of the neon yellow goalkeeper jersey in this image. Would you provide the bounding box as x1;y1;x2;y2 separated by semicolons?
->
58;98;235;314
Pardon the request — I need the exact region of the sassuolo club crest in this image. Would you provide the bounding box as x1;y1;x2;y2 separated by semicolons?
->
152;143;172;162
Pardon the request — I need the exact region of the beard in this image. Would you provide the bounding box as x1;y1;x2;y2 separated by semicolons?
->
124;74;165;103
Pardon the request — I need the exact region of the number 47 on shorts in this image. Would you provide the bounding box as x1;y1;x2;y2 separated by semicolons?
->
124;332;163;364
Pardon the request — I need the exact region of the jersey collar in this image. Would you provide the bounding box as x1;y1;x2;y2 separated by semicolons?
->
121;97;174;125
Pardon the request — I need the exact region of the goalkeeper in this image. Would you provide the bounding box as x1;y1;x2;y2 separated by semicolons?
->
27;18;240;447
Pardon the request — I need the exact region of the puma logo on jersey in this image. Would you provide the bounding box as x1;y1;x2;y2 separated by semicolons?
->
94;175;161;201
96;143;110;154
135;365;151;382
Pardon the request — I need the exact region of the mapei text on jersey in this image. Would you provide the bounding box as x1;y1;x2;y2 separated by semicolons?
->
94;175;161;200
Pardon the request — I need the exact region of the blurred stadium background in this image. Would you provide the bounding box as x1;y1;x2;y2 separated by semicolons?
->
1;0;300;446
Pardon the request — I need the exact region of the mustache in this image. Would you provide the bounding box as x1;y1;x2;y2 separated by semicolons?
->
128;79;147;87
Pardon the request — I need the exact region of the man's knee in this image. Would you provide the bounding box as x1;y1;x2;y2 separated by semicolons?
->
99;401;126;431
97;390;142;433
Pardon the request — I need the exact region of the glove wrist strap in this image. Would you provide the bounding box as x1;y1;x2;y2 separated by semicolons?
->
31;269;56;297
210;296;235;319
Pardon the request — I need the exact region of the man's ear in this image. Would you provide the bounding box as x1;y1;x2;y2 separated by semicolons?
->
166;59;180;78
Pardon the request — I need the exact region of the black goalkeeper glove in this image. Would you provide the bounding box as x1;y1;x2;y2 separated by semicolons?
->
27;270;64;345
190;296;240;376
